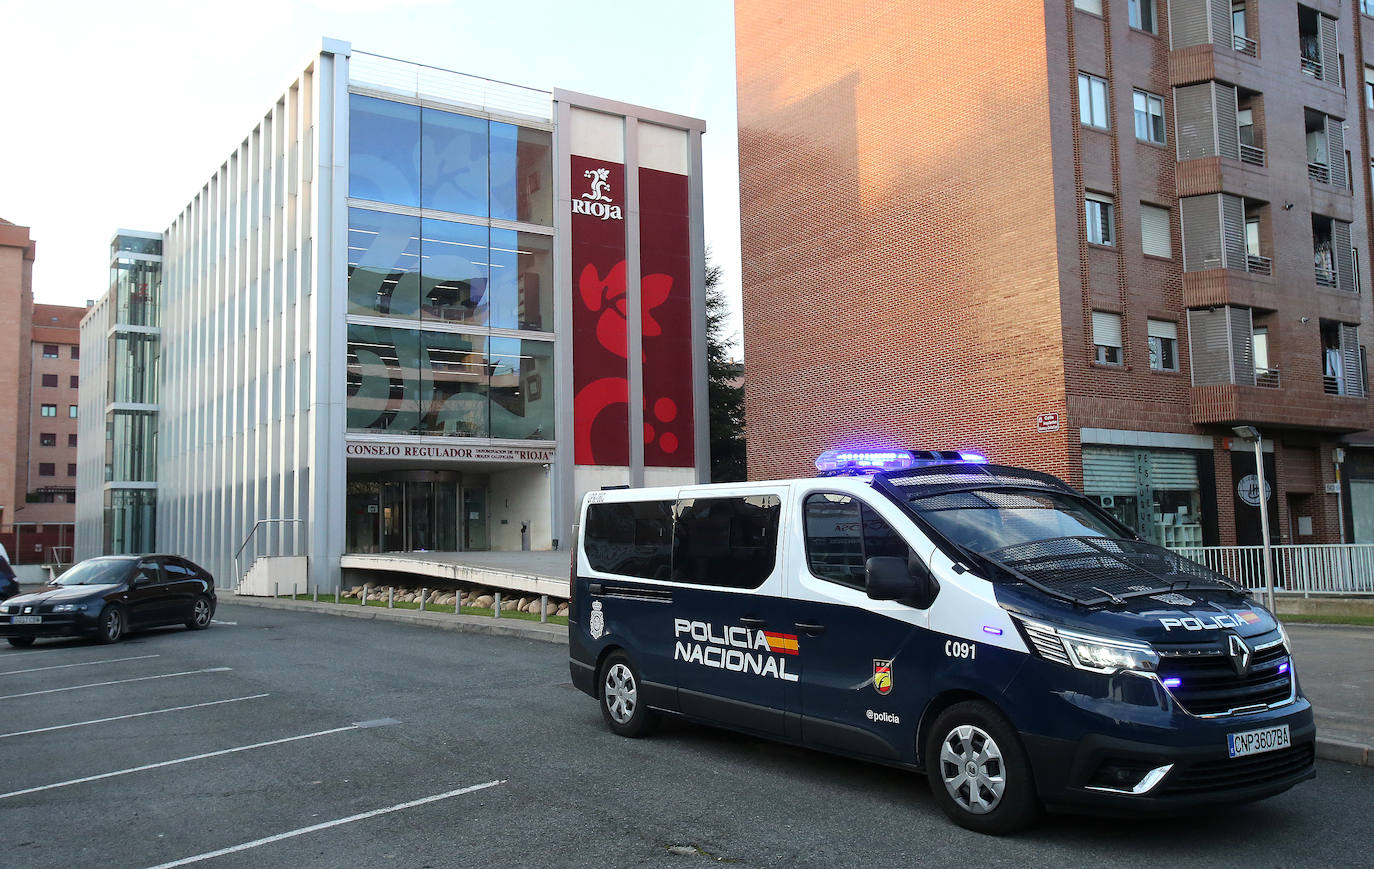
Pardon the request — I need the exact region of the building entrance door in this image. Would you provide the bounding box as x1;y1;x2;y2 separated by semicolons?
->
347;471;462;553
462;481;488;551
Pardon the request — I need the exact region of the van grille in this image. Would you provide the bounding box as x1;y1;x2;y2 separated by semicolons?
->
1162;742;1314;794
1158;640;1292;717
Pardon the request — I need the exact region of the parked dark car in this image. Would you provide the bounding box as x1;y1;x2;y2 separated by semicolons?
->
0;555;216;647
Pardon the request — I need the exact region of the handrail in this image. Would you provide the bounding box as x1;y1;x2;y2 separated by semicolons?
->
234;518;302;591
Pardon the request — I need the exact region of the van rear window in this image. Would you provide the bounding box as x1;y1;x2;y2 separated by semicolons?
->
673;495;781;588
584;501;673;579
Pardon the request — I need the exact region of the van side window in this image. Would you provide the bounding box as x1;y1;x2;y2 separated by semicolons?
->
584;501;673;579
803;493;912;589
673;495;781;588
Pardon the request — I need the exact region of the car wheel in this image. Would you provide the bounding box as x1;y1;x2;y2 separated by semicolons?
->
599;650;657;738
186;595;214;630
96;604;126;644
925;700;1040;835
7;636;36;648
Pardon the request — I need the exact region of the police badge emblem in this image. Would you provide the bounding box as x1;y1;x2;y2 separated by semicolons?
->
589;600;605;640
873;659;893;695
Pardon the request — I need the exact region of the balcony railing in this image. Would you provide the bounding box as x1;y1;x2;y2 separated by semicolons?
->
1315;265;1338;287
1309;161;1330;183
1233;35;1258;57
1254;367;1280;388
1239;143;1265;166
1301;56;1322;78
1245;253;1272;275
1324;374;1344;395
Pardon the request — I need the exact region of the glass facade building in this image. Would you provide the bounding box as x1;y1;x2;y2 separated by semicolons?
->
74;41;708;593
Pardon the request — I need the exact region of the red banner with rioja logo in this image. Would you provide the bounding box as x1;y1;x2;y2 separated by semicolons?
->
639;167;694;467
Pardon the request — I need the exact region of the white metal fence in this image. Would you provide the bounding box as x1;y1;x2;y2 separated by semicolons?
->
1172;544;1374;595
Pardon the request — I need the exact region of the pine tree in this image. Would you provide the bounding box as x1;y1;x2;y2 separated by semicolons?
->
706;256;745;481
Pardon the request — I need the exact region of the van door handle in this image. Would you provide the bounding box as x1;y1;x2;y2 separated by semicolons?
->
740;617;766;628
588;583;604;596
794;622;826;635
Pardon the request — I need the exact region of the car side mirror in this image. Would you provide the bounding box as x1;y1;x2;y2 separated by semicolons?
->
865;555;939;609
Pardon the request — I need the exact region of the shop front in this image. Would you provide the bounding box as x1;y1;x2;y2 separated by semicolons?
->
1081;444;1219;548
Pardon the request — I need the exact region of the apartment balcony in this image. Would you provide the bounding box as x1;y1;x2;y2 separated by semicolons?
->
1255;367;1280;388
1168;1;1260;87
1233;35;1257;58
1308;162;1330;184
1190;383;1369;431
1239;143;1265;167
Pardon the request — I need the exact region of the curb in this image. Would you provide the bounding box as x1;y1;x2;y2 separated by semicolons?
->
221;594;569;645
216;595;1373;767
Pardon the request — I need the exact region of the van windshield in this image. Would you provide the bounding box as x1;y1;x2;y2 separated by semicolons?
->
907;489;1123;554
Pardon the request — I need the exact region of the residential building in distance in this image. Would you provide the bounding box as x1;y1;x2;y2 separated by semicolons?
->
0;218;85;563
736;0;1374;548
76;39;709;592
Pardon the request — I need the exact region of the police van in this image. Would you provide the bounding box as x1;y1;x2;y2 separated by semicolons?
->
567;449;1315;834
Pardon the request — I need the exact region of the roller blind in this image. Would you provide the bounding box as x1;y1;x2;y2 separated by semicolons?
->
1141;204;1172;257
1148;319;1178;340
1083;448;1137;495
1148;451;1200;490
1092;311;1123;348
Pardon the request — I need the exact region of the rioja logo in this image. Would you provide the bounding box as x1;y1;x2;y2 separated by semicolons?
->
573;167;623;220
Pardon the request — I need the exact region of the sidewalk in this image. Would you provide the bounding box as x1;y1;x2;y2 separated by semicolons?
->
223;593;1374;766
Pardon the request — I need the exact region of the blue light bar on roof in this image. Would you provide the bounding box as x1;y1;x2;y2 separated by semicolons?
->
815;449;917;474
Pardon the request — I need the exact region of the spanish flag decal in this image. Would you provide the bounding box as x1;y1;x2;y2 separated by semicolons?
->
763;631;800;655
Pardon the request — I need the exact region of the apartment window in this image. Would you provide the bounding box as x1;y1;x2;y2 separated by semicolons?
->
70;345;79;360
40;404;56;417
1148;320;1179;371
1079;73;1110;129
42;344;58;358
1140;204;1172;257
41;374;57;388
39;432;56;447
67;433;77;447
1085;193;1115;246
38;463;55;477
70;375;79;389
1253;326;1271;374
1364;1;1374;17
1093;311;1124;365
1129;0;1156;34
1075;0;1103;14
1366;67;1374;109
1133;91;1166;144
67;463;76;477
68;405;77;418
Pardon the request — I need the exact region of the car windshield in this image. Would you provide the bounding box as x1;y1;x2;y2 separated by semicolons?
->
908;488;1124;555
51;559;133;586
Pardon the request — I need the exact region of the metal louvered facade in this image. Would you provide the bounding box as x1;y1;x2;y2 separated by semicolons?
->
1187;306;1253;386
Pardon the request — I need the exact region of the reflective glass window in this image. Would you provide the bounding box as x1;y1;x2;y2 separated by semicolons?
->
347;209;421;319
490;337;555;440
108;332;160;404
672;496;782;588
346;324;422;433
420;218;488;325
490;122;553;226
422;107;487;217
489;229;553;331
105;411;158;482
349;95;421;206
114;257;160;326
420;331;489;437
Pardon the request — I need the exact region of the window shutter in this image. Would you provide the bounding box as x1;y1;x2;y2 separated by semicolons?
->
1173;83;1216;160
1335;220;1355;290
1220;194;1246;270
1207;0;1232;46
1341;324;1364;397
1328;116;1348;188
1141;204;1172;257
1083;448;1138;495
1092;311;1123;348
1171;0;1212;49
1320;15;1341;86
1147;319;1178;341
1147;451;1200;490
1215;84;1239;160
1229;306;1253;384
1180;194;1223;271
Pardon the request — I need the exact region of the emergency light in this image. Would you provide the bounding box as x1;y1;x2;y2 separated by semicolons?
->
814;448;990;476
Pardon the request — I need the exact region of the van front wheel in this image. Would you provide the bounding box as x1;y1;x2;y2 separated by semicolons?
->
925;701;1040;835
599;651;657;738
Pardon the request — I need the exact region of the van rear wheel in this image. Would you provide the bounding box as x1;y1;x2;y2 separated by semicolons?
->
925;700;1040;835
599;650;657;738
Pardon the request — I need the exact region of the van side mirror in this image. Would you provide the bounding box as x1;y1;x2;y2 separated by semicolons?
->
865;555;939;609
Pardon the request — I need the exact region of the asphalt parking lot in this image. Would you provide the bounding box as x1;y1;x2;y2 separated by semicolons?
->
1;604;1371;869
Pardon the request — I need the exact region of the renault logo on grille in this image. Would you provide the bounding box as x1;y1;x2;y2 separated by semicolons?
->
1228;634;1252;676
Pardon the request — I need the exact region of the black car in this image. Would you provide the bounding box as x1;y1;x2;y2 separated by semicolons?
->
0;555;216;647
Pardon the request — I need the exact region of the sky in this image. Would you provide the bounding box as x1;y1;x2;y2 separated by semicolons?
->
0;0;743;355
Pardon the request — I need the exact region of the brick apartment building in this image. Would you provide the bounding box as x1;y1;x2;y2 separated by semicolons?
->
0;218;85;563
736;0;1374;548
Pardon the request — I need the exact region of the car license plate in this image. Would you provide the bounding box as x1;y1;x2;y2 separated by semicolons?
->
1228;724;1290;758
12;615;42;625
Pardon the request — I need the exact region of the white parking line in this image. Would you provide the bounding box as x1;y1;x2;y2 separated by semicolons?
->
210;619;237;625
0;723;362;801
0;654;161;677
0;667;230;701
143;780;505;869
0;694;271;740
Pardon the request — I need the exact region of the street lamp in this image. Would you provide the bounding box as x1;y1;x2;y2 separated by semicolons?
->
1232;426;1276;611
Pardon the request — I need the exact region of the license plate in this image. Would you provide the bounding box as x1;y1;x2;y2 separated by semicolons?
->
12;615;42;625
1228;724;1291;758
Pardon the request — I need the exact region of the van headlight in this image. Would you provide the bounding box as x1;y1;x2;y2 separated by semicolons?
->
1018;618;1159;674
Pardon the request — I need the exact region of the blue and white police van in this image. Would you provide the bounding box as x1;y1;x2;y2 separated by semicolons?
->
567;449;1315;834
